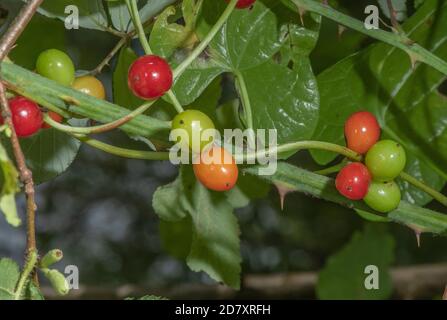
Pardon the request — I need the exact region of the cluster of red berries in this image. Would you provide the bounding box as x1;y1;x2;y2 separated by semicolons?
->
2;49;106;137
335;111;406;213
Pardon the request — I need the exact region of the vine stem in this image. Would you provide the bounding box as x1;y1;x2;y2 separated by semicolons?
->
14;249;38;300
0;0;43;285
234;140;362;163
234;70;254;132
126;0;184;114
292;0;447;75
43;100;156;134
399;171;447;206
73;134;170;161
173;0;238;79
314;158;348;175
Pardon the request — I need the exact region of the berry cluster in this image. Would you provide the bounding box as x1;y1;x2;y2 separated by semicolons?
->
335;111;406;213
2;49;106;137
128;54;239;192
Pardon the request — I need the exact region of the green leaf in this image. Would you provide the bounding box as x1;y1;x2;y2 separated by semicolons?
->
9;13;66;70
17;125;81;184
159;218;193;260
172;57;223;106
317;225;395;300
241;60;319;147
29;0;176;32
149;0;202;58
0;258;19;300
0;258;44;300
32;0;108;32
153;166;241;289
311;0;447;205
113;47;145;109
0;143;20;227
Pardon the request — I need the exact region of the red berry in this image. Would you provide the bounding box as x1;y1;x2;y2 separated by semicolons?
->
127;55;173;100
335;162;371;200
42;111;63;129
4;97;43;137
226;0;256;9
344;111;381;154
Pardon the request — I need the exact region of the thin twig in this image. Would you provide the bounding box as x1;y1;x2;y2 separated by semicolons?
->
0;0;43;285
90;37;128;76
386;0;402;32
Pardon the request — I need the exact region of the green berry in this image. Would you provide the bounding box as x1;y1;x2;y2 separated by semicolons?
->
171;109;215;153
364;180;401;213
36;49;75;86
365;140;406;181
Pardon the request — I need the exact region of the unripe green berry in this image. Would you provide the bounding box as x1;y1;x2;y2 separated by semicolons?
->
364;180;401;213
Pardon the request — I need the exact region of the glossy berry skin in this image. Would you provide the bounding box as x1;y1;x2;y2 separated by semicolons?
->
172;109;215;153
335;162;371;200
36;49;75;86
6;97;43;137
72;76;106;100
344;111;381;154
364;181;401;213
128;55;173;100
226;0;256;9
365;140;406;181
193;146;239;192
42;111;63;129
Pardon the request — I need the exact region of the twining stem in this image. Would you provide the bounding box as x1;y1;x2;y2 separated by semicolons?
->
14;249;38;300
314;158;348;175
43;100;157;134
399;171;447;206
73;134;170;161
0;0;43;285
167;91;184;114
234;71;254;132
234;140;362;163
126;0;152;55
173;0;238;79
291;0;447;75
126;0;184;113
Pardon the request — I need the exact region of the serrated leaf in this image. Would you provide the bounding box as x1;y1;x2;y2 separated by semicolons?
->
0;258;20;300
317;225;395;300
311;0;447;205
153;166;241;289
